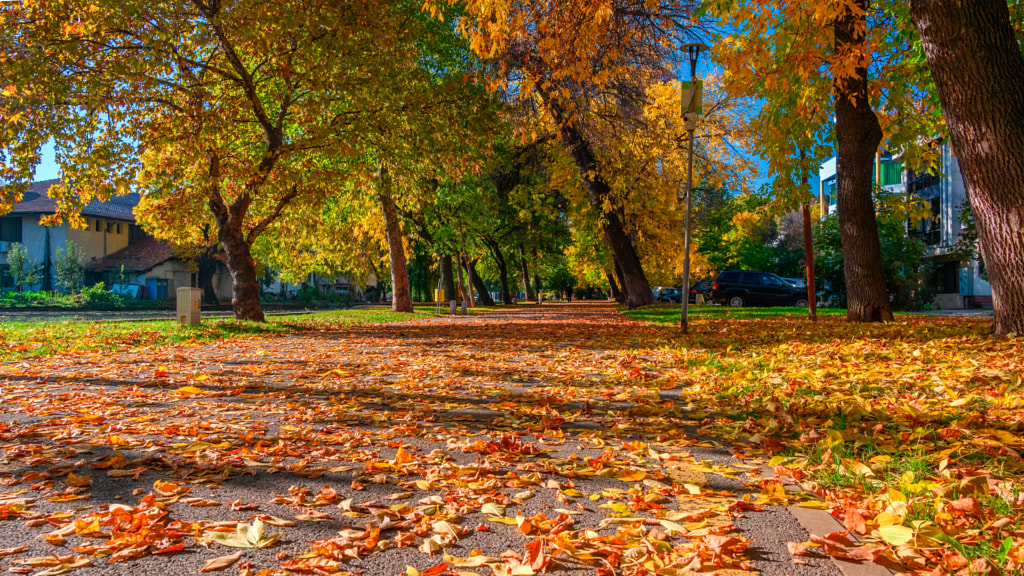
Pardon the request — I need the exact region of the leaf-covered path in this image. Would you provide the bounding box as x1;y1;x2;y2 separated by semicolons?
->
0;302;847;576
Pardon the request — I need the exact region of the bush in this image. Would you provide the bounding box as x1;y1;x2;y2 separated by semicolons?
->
77;283;126;309
54;241;87;294
7;243;41;291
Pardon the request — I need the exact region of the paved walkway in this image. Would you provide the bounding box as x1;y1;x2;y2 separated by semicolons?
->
0;303;852;575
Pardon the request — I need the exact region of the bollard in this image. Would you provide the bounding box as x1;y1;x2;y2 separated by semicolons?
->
461;300;467;315
450;300;457;315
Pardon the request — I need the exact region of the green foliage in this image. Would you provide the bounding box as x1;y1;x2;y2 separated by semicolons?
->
694;192;806;278
54;241;87;294
815;214;932;310
6;243;40;291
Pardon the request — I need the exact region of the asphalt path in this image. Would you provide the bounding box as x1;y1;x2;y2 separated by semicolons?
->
0;303;843;575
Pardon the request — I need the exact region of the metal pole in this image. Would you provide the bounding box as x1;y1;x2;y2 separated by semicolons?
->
680;47;699;334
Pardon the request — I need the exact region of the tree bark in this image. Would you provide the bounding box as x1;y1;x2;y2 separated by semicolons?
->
206;156;265;322
217;225;264;322
613;258;629;304
534;272;542;304
518;246;536;301
802;203;818;320
833;0;893;323
378;170;413;313
541;92;653;308
465;259;495;306
910;0;1024;336
440;254;457;304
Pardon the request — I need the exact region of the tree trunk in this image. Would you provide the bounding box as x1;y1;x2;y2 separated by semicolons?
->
607;271;622;302
218;225;265;322
541;92;653;308
455;252;470;307
486;240;513;304
534;272;542;304
440;254;457;304
613;258;629;304
802;203;818;321
910;0;1024;337
466;259;495;306
197;252;220;305
378;171;413;313
518;246;536;301
833;0;893;323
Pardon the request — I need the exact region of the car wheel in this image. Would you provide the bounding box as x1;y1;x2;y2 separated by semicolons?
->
794;298;809;307
728;295;744;307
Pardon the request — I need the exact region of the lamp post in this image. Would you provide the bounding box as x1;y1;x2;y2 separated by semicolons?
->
679;42;706;334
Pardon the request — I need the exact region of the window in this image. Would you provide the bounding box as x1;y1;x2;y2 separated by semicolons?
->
0;217;22;243
880;161;903;186
719;271;741;282
740;272;760;284
116;223;122;234
94;219;101;232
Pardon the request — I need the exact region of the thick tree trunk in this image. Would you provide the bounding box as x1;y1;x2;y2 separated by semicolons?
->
833;0;893;323
541;93;653;308
440;254;457;304
518;246;536;301
533;273;542;304
378;172;413;313
466;259;495;306
485;240;513;305
910;0;1024;337
218;226;265;322
607;271;622;302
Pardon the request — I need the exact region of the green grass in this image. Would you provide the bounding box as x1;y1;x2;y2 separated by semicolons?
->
0;302;525;361
622;302;848;324
0;308;431;361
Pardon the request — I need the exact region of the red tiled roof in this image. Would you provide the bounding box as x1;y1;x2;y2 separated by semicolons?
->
86;237;174;273
10;179;139;222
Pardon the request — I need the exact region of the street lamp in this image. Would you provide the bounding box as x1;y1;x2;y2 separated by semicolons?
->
679;42;707;334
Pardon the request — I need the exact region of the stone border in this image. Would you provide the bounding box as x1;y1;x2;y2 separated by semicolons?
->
760;466;900;576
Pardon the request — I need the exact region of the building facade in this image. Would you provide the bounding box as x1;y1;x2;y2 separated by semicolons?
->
818;145;991;309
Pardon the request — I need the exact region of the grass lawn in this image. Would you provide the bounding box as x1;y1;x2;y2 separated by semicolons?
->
0;308;431;361
0;303;524;362
622;301;847;324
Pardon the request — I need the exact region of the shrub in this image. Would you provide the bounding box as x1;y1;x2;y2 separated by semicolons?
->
54;241;87;294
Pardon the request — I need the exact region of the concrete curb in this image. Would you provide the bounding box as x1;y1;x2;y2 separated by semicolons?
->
760;466;900;576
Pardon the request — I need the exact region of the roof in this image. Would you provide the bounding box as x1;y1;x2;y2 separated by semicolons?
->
85;236;175;273
9;179;139;222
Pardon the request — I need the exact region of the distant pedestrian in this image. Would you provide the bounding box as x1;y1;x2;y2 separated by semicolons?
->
565;284;573;303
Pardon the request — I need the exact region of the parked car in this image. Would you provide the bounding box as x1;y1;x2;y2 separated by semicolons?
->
689;280;712;303
782;277;807;288
709;270;810;307
657;288;682;303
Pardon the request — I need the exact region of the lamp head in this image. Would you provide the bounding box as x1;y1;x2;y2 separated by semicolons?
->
680;42;708;66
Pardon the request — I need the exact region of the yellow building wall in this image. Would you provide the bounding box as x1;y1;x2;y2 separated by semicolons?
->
66;217;130;262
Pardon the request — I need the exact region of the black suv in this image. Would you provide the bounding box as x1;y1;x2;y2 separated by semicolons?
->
710;270;809;307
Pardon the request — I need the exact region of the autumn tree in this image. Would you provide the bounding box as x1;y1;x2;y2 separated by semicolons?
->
0;0;457;321
707;0;945;322
908;0;1024;336
432;0;713;308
